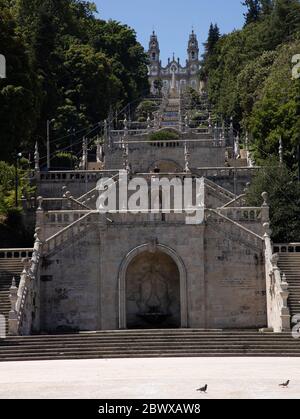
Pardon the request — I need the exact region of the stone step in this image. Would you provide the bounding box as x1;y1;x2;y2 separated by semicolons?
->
1;331;300;361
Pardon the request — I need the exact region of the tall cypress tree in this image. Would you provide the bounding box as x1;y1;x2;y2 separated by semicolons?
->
243;0;261;24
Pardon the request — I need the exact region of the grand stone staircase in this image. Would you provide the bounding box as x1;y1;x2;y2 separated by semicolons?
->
0;330;300;361
278;253;300;318
0;255;28;333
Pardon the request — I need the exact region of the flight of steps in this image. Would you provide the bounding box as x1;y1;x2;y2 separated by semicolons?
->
0;330;300;362
161;98;180;127
278;253;300;319
0;258;25;333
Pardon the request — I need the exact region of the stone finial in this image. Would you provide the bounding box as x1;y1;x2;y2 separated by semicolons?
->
65;190;72;199
279;136;283;165
34;227;42;244
184;142;191;173
263;222;272;237
244;182;251;194
147;114;151;130
208;113;212;128
62;186;67;198
262;192;269;207
185;114;189;128
37;196;43;211
271;253;279;267
34;142;40;173
22;257;31;274
123;115;128;130
9;277;18;314
96;137;102;163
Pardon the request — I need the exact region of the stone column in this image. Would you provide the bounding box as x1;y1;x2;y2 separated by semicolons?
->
8;278;18;336
261;192;270;224
34;142;40;180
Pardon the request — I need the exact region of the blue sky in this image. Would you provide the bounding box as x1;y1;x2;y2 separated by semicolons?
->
95;0;245;63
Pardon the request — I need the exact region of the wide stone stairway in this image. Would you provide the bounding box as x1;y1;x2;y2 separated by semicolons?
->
0;257;26;333
0;330;300;362
278;253;300;318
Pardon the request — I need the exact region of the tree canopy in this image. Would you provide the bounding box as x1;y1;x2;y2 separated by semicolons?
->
0;0;149;163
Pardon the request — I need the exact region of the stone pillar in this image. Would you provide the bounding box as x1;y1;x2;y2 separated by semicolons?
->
123;116;128;139
184;142;190;173
280;273;291;331
229;117;234;147
82;137;88;170
147;114;151;132
8;278;18;336
34;142;40;179
261;192;270;224
279;137;283;165
96;137;102;163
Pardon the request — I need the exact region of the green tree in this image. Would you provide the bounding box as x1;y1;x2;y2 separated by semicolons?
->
246;159;300;242
243;0;261;24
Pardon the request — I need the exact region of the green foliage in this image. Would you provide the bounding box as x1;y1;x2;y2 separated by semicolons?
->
52;152;78;169
243;0;261;24
246;159;300;242
148;130;180;143
0;160;35;213
0;0;149;162
136;100;157;121
249;40;300;168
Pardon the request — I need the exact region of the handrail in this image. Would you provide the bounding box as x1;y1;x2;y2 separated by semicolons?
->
207;209;263;243
77;173;119;204
264;225;291;332
221;194;246;208
44;211;93;256
204;178;235;199
8;230;42;336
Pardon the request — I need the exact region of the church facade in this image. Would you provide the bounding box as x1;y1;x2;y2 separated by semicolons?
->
148;31;202;95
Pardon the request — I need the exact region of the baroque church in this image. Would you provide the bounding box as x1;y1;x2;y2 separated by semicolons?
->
148;31;203;95
0;31;299;360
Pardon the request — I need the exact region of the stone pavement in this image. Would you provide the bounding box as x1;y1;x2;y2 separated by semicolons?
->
0;358;299;399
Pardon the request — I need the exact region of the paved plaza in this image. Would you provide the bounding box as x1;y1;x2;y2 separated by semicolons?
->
0;357;299;399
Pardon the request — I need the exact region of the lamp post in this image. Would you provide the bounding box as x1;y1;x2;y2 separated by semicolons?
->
15;153;22;208
46;119;56;170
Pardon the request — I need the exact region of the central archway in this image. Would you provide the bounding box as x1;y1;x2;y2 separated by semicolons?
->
126;251;180;329
118;243;188;329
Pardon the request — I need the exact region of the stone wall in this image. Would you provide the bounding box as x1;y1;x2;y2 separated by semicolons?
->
39;217;267;332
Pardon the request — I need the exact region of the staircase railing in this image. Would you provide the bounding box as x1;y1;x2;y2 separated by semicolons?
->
221;194;247;208
203;178;235;203
43;211;95;256
8;229;43;336
207;209;263;250
77;173;119;207
263;223;291;332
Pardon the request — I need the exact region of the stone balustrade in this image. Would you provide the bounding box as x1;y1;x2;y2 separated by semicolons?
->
43;212;97;256
217;207;262;222
45;210;92;225
0;249;33;259
264;223;291;332
38;170;117;182
8;230;42;336
273;243;300;253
